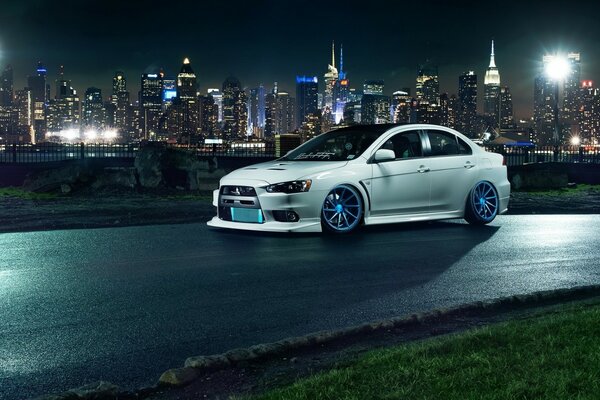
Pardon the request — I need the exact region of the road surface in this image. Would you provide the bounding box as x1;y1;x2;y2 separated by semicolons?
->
1;215;599;399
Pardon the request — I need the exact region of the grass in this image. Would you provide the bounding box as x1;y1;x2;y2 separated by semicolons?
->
251;302;600;400
515;184;600;196
0;187;58;200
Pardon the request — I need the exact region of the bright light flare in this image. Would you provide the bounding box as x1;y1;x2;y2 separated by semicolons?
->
545;56;571;81
103;129;118;140
84;129;98;141
570;136;581;146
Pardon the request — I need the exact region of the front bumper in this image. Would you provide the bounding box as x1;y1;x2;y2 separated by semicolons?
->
207;180;326;233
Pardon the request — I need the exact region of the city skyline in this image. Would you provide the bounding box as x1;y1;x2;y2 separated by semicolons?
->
1;0;599;119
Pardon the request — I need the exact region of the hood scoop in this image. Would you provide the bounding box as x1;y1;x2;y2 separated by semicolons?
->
243;167;258;170
266;168;286;170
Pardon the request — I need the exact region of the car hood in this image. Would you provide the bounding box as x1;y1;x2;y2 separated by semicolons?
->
223;160;349;184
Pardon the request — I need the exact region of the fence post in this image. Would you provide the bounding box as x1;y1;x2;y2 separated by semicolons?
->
80;142;85;160
579;146;584;163
12;143;17;163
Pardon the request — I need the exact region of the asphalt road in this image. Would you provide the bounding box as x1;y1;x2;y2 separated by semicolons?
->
2;215;599;399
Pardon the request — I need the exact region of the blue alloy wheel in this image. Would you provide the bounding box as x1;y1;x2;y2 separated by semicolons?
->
465;181;499;225
321;184;363;233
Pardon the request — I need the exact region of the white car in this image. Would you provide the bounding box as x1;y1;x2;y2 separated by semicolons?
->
207;124;510;233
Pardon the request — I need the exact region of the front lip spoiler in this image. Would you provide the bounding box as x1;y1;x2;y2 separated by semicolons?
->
207;217;322;233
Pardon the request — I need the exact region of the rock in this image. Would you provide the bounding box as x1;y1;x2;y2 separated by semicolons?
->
158;367;200;387
184;354;231;369
511;173;522;190
32;381;122;400
23;164;89;192
134;143;166;188
91;167;137;190
61;184;72;194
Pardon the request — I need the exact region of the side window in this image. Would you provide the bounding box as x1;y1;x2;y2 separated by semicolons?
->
380;131;423;160
427;130;471;156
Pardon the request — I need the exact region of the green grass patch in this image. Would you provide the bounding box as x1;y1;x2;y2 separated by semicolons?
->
515;184;600;196
0;187;58;200
251;302;600;400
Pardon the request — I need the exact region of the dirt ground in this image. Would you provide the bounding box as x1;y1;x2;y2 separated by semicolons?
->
0;187;599;234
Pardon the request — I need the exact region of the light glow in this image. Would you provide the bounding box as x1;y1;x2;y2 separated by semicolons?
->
545;56;571;81
570;136;581;146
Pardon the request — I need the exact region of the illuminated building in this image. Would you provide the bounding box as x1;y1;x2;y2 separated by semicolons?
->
391;91;411;123
458;71;478;137
363;80;384;95
562;52;581;130
265;84;295;137
361;93;390;124
177;57;197;100
484;40;501;128
578;80;599;143
249;85;266;136
140;72;163;139
1;65;13;107
111;71;130;137
333;44;349;123
207;89;223;122
162;79;176;110
439;93;458;129
47;67;80;134
199;95;218;135
14;89;33;142
295;75;318;130
499;86;514;129
27;62;48;143
221;76;247;138
323;41;338;114
164;58;200;143
82;87;105;130
416;63;439;105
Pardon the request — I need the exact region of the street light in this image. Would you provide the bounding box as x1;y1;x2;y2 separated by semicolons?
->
545;55;571;148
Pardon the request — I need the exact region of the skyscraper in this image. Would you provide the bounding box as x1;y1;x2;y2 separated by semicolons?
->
47;66;80;134
27;62;48;143
207;89;223;122
323;41;338;113
534;55;562;145
177;58;197;100
295;76;319;130
499;86;514;130
333;45;349;124
458;71;478;137
363;80;384;95
361;94;391;124
249;85;266;135
111;71;130;136
391;91;411;123
484;40;501;129
82;87;105;130
222;76;247;138
0;65;13;107
416;63;439;105
140;72;163;139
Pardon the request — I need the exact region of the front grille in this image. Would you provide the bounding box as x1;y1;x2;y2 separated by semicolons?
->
218;185;264;224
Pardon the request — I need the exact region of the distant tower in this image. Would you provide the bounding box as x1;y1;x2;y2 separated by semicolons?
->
458;71;478;137
484;40;501;128
222;76;247;138
177;57;197;100
416;62;439;105
295;76;319;130
82;87;105;130
0;65;13;107
323;41;338;112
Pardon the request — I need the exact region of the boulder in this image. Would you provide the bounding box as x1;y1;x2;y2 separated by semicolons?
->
134;143;166;188
23;164;91;192
91;167;137;190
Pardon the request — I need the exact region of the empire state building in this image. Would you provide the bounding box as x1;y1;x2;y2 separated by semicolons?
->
484;40;501;127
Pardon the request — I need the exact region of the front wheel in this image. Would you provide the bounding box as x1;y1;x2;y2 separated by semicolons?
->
464;181;499;225
321;185;363;233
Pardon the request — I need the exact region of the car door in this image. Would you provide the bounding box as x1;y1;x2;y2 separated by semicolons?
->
424;129;479;213
370;130;431;216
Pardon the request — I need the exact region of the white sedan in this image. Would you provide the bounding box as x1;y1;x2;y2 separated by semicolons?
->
207;124;510;233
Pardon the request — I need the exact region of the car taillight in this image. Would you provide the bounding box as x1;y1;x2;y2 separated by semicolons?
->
502;156;506;166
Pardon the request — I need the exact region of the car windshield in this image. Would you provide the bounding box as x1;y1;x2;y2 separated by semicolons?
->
281;130;382;161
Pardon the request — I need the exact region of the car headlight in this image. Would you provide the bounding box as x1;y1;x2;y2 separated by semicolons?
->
265;180;312;193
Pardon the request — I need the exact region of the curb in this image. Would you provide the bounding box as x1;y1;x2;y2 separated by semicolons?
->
34;284;600;399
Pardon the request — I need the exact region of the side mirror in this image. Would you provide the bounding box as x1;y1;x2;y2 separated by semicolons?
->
373;149;395;162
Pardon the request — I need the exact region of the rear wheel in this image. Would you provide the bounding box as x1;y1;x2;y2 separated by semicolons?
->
464;181;499;225
321;185;363;233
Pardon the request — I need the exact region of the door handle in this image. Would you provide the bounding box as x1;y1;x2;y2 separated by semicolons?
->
464;161;475;169
417;165;430;173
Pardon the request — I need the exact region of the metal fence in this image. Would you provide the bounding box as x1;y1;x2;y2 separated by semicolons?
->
0;142;278;163
483;145;600;166
2;142;600;166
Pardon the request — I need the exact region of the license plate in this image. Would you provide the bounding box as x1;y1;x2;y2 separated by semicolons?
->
230;208;264;223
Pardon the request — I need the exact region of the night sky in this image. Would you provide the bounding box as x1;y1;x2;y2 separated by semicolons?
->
1;0;599;119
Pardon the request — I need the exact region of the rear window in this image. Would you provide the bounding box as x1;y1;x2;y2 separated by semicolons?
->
426;130;472;156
